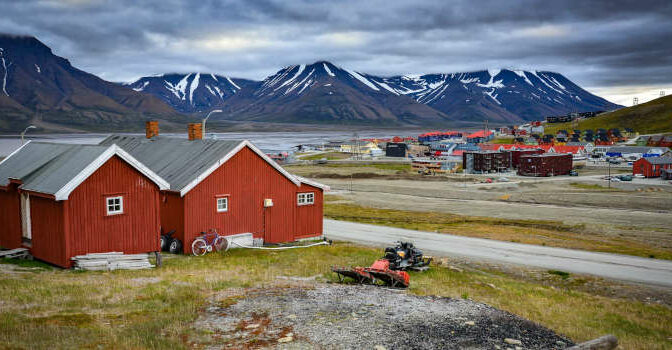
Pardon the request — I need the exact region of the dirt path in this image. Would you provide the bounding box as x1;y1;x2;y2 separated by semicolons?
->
324;219;672;287
194;284;573;349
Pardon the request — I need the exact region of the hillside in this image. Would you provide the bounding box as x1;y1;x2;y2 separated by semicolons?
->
0;34;186;133
545;95;672;134
133;61;620;126
377;69;621;123
216;61;452;126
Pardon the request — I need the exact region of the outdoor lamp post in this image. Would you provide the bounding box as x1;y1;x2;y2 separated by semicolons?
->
20;125;36;145
202;109;222;137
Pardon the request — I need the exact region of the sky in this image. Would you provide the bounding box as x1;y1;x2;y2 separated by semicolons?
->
1;0;671;105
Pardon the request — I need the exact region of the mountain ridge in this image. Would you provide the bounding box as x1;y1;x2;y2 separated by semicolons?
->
0;34;622;131
0;34;186;132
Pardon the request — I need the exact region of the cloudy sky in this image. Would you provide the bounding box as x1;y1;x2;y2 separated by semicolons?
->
1;0;671;105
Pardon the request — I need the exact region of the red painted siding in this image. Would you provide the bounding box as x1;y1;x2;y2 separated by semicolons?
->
182;146;299;253
633;158;648;177
0;184;22;249
63;156;161;266
160;191;185;242
633;158;672;177
29;196;67;267
294;183;324;239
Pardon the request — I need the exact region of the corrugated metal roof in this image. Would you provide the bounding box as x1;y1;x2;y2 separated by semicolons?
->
646;156;672;165
100;135;243;192
0;142;110;195
607;146;669;154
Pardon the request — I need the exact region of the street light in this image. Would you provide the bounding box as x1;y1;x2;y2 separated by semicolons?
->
20;125;36;145
202;109;223;137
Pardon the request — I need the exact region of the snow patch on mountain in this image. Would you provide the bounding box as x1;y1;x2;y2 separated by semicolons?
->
34;63;40;73
323;63;335;77
277;64;306;90
189;73;200;104
133;81;149;92
483;88;501;105
226;76;240;90
513;70;533;86
344;68;380;91
460;77;479;84
373;80;400;95
0;48;8;96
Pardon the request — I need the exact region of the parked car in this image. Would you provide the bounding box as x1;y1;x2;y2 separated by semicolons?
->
569;170;579;176
608;159;621;165
617;175;632;181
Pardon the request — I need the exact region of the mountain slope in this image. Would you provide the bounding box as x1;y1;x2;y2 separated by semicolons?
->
0;34;184;132
217;61;451;126
545;95;672;134
376;69;621;122
125;73;257;113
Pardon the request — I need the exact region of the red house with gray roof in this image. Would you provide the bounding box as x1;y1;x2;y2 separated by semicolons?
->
0;142;168;267
100;134;328;254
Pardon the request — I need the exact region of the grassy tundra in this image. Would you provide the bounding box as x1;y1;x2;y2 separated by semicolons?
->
0;244;671;349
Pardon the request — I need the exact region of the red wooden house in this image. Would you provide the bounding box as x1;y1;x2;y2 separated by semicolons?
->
100;134;328;254
632;156;672;178
0;142;168;267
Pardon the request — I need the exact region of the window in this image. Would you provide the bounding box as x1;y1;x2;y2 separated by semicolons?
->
106;196;123;215
217;197;228;212
297;192;315;206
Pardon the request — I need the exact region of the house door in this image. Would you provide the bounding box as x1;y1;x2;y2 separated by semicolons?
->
20;193;32;244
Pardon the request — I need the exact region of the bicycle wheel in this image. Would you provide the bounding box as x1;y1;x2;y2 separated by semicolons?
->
191;238;208;256
213;236;228;252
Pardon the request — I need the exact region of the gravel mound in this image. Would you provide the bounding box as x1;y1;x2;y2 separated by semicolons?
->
194;284;573;349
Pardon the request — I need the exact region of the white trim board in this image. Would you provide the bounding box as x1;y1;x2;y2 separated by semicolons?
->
54;145;169;201
293;175;330;191
179;140;301;197
0;140;31;167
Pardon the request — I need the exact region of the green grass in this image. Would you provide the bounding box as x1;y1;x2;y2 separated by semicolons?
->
300;152;351;160
545;95;672;135
1;245;669;349
324;201;672;260
324;162;411;172
491;137;515;144
569;182;621;191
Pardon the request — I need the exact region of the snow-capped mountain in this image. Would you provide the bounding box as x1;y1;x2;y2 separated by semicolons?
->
0;34;183;132
374;69;620;122
211;63;619;124
126;73;257;113
217;61;450;125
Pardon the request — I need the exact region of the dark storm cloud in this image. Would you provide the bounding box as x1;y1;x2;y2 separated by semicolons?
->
0;0;670;93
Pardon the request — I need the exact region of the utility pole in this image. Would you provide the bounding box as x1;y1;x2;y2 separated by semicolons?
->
633;97;639;106
661;91;666;97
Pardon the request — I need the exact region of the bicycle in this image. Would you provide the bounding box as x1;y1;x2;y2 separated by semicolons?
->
191;229;228;256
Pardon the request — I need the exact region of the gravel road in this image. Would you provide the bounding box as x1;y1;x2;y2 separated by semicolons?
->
324;219;672;287
194;284;573;349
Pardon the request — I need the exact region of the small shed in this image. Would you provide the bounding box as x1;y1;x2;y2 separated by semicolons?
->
0;142;168;267
632;156;672;178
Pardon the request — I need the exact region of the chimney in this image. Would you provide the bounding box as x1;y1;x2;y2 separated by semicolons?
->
188;123;203;141
145;121;159;139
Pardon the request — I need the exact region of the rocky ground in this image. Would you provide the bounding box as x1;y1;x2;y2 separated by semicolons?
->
192;283;573;349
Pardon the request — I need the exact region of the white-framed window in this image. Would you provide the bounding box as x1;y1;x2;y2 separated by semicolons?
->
297;192;315;206
106;196;123;215
216;197;228;212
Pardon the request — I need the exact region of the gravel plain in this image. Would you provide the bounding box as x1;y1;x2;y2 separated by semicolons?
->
193;284;573;349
